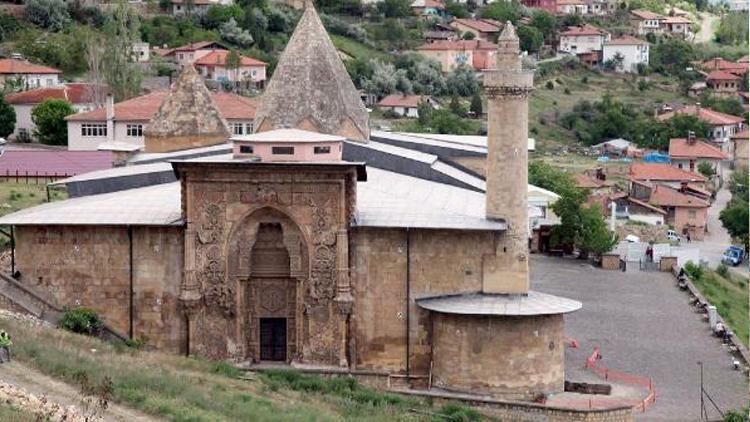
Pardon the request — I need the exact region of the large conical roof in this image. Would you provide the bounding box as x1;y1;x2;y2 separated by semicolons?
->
145;65;230;140
253;3;369;142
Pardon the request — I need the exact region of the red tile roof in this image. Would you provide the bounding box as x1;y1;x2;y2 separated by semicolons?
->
649;184;710;208
411;0;445;9
669;138;729;160
604;35;648;46
705;70;741;81
0;58;60;75
739;55;749;63
574;173;608;189
66;90;257;122
416;40;497;51
0;150;112;176
630;163;706;182
377;95;430;108
561;24;608;37
172;41;224;53
631;9;663;20
193;50;267;67
5;83;106;105
700;57;748;74
656;105;745;126
451;18;502;33
662;16;692;24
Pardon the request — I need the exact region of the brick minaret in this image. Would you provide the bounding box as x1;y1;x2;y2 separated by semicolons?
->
482;22;534;294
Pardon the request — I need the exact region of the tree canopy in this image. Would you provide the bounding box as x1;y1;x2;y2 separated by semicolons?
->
31;99;75;146
0;94;16;138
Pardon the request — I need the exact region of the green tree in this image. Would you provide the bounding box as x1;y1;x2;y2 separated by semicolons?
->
31;99;75;145
715;12;749;45
469;92;482;116
699;94;746;119
446;64;478;96
650;38;694;76
377;0;411;18
697;161;715;178
517;25;543;53
444;1;469;18
225;49;241;81
720;166;749;248
529;10;556;44
417;99;432;126
0;94;15;138
204;4;245;29
480;0;521;23
25;0;70;31
579;205;617;258
426;109;474;134
448;95;465;116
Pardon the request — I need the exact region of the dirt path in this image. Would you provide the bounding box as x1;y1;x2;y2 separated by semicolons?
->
696;12;719;44
0;360;158;422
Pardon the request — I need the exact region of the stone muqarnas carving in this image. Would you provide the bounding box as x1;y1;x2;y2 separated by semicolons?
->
253;3;369;142
144;65;230;153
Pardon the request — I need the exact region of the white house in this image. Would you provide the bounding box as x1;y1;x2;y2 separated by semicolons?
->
662;15;693;38
630;9;664;35
656;105;746;154
602;36;649;73
669;137;728;179
193;50;267;85
376;95;439;118
5;83;104;142
559;24;610;55
132;42;150;63
0;57;61;91
65;90;257;151
166;41;226;66
556;0;589;14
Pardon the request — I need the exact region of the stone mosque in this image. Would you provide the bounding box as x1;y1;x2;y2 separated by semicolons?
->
0;4;581;399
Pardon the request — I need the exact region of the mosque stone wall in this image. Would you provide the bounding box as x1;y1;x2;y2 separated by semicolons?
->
431;312;565;399
13;225;185;353
350;227;496;375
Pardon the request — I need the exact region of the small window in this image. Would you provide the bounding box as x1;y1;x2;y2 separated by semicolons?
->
126;124;143;137
272;146;294;155
81;123;107;137
231;123;244;135
314;146;331;154
239;145;253;154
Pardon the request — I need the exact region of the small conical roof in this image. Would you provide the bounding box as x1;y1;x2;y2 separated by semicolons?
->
253;3;369;141
144;65;230;139
498;21;518;41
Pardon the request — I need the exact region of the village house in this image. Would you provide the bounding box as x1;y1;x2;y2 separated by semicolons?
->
0;56;61;91
410;0;447;18
166;41;226;66
668;137;728;180
0;9;583;405
170;0;232;15
376;95;439;117
556;0;589;14
574;172;612;194
449;18;503;42
416;40;497;72
629;162;707;191
705;70;741;97
661;15;693;38
528;184;560;253
193;50;268;86
521;0;557;14
6;83;105;142
558;25;610;66
656;105;745;152
731;129;748;168
65;89;257;151
630;9;664;35
699;57;748;76
602;36;649;73
636;182;710;239
132;42;151;63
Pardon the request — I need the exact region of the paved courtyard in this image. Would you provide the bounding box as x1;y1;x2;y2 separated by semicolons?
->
530;255;748;421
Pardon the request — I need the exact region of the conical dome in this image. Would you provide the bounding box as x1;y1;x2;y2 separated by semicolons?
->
144;65;230;152
253;3;369;142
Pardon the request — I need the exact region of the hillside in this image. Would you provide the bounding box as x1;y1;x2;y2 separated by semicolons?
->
0;311;484;422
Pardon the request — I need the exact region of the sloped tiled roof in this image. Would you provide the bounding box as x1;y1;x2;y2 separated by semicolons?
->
630;163;706;182
193;50;267;67
706;70;741;81
604;35;648;46
560;24;608;37
656;105;745;126
6;83;106;105
0;58;60;75
574;173;608;189
662;16;692;24
416;40;497;51
669;138;728;160
377;95;431;108
171;41;224;53
451;18;502;33
253;3;369;141
631;9;663;20
649;184;710;208
66;90;257;122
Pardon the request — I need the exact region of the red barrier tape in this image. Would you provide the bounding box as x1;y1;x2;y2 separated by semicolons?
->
585;347;656;413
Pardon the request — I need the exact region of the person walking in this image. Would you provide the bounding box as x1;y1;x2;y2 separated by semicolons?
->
0;330;11;363
686;232;691;243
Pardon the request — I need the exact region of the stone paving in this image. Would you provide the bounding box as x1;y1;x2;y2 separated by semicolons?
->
530;255;748;421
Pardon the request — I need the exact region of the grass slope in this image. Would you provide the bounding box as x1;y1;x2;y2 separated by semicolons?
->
330;35;389;62
0;317;483;421
0;404;37;422
691;267;749;347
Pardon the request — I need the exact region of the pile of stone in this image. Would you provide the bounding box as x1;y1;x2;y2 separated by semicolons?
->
0;380;95;422
0;309;49;327
616;224;669;244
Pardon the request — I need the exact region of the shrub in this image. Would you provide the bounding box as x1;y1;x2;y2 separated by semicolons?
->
717;263;730;279
564;87;571;94
545;81;554;89
440;403;482;421
684;261;703;281
581;75;588;83
58;307;103;335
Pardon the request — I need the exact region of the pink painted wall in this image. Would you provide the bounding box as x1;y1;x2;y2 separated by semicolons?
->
233;140;342;162
673;206;708;240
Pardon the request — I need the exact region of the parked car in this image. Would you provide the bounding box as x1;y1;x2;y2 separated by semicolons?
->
722;246;745;266
666;230;681;243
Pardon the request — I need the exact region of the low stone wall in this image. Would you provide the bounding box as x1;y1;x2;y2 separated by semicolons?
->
601;254;620;271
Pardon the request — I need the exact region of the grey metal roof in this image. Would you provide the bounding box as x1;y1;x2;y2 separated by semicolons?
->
416;291;582;316
128;143;233;165
0;182;182;226
51;162;177;198
354;167;501;230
